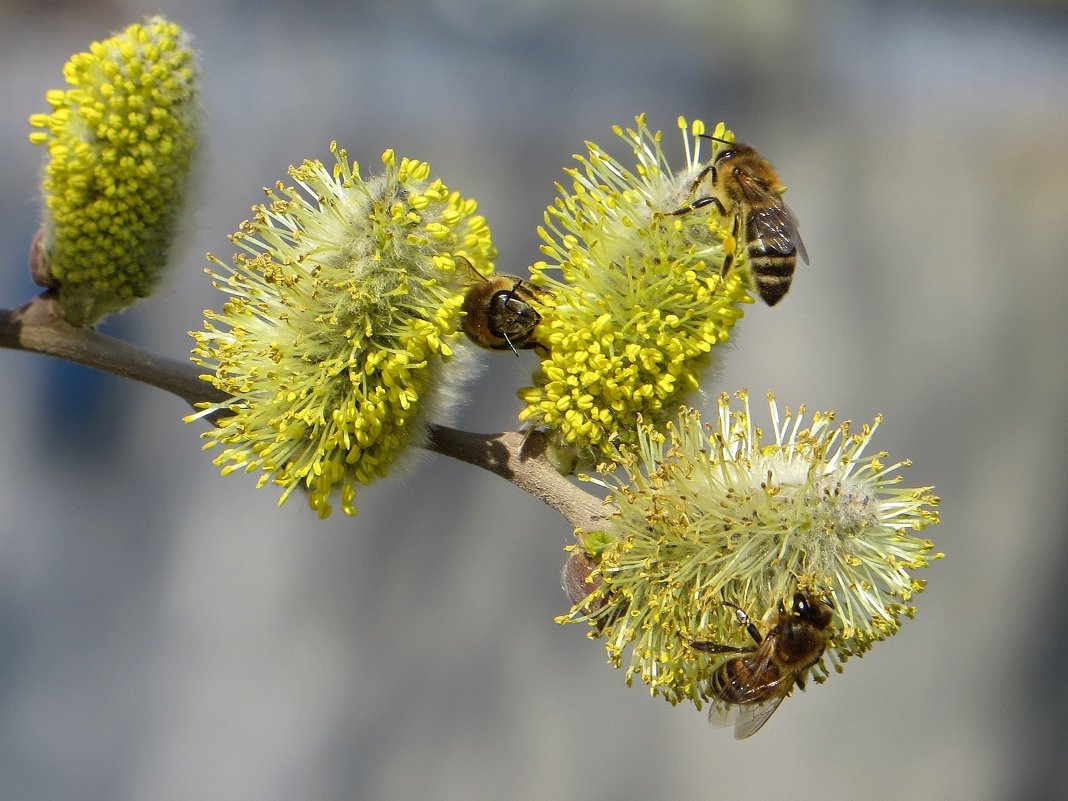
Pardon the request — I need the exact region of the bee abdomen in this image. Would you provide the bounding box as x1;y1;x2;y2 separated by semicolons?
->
749;253;795;306
711;659;778;704
710;664;746;704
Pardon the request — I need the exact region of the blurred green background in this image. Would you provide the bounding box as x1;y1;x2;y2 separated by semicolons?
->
2;1;1066;799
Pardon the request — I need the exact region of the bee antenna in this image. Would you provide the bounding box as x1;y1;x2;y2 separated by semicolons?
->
697;134;734;147
501;281;525;357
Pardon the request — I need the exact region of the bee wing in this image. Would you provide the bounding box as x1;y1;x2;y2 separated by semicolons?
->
454;254;488;282
707;696;742;732
788;202;810;265
707;678;793;739
705;675;791;740
748;204;807;261
735;174;808;263
705;642;791;739
731;688;789;740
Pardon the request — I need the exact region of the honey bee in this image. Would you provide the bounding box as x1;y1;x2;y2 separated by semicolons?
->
672;137;808;306
457;256;546;356
689;592;833;739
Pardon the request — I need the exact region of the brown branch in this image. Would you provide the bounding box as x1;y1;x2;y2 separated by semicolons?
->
424;425;610;531
1;294;610;530
1;294;228;407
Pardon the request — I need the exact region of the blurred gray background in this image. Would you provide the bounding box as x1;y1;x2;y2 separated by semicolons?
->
2;0;1066;799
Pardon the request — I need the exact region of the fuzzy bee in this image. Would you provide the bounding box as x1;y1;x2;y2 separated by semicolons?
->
456;256;547;355
689;593;833;739
672;137;808;306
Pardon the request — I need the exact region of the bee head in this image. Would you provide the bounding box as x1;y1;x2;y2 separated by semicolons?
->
699;134;756;163
791;592;834;629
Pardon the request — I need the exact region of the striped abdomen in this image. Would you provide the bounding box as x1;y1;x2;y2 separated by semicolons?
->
745;205;800;306
710;650;782;705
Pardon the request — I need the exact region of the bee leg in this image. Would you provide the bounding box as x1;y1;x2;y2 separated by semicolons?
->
736;608;763;646
718;212;746;278
667;164;724;216
688;163;716;196
688;640;749;655
721;602;763;645
668;194;727;217
720;252;733;278
693;196;726;212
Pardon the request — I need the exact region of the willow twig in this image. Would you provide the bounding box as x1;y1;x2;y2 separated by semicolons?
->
1;294;609;530
0;294;228;407
425;425;609;532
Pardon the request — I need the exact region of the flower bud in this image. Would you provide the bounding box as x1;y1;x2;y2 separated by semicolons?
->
28;17;198;326
562;548;602;607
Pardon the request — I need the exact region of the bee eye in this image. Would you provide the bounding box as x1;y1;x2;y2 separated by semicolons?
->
491;291;515;315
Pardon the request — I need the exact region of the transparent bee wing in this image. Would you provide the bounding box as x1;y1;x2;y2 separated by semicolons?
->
707;696;742;731
733;170;781;205
705;644;788;738
748;205;804;259
784;202;809;264
734;173;806;262
705;680;788;740
732;691;788;740
454;254;488;282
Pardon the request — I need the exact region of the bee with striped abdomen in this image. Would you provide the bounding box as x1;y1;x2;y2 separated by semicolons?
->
672;137;808;306
689;592;833;739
